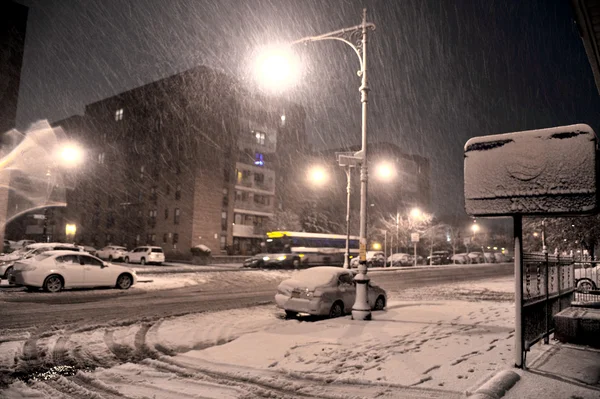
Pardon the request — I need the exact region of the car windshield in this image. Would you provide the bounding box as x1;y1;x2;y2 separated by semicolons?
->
293;269;336;286
151;248;163;253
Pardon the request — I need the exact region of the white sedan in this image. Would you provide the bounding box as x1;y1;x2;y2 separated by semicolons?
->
275;266;387;318
10;250;137;292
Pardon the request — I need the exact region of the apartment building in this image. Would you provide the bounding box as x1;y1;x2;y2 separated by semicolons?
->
49;66;305;258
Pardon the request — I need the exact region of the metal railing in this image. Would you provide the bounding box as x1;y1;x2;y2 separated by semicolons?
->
521;253;575;352
572;260;600;305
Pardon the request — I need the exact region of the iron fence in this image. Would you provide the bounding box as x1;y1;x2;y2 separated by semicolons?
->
521;253;575;352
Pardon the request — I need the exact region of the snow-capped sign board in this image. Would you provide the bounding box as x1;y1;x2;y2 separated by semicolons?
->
464;124;598;216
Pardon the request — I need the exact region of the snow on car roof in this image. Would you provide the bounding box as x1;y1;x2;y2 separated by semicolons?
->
292;267;350;288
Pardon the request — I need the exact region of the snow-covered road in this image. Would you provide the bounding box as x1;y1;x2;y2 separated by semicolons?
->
0;275;519;398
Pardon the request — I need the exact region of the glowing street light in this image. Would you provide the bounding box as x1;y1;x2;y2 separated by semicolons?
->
254;45;301;92
307;166;328;186
410;207;422;220
58;143;84;168
375;162;395;181
259;9;375;321
372;242;381;250
471;223;480;233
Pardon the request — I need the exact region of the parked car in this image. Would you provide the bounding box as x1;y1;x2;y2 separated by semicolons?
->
124;246;165;265
493;253;508;263
81;246;98;257
275;266;387;318
0;242;81;281
10;250;137;292
483;252;496;263
96;246;127;262
451;253;470;264
350;251;386;268
427;251;451;265
387;253;412;266
11;240;35;250
467;252;485;264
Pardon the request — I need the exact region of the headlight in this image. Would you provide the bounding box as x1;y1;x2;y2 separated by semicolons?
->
277;255;287;261
263;256;270;261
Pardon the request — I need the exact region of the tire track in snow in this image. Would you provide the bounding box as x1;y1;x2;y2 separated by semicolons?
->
51;332;75;367
103;329;134;363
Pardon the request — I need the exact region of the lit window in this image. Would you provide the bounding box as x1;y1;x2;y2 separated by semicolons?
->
254;131;266;145
115;108;124;121
140;165;145;179
254;153;264;166
98;152;105;164
174;208;180;224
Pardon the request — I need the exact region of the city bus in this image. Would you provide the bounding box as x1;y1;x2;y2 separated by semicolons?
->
242;231;360;268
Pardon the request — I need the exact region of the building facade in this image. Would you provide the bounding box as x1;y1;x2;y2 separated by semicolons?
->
0;1;28;246
52;66;305;258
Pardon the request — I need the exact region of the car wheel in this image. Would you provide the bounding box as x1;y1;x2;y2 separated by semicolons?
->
285;310;297;319
108;255;113;262
43;275;63;293
374;295;386;310
3;266;13;280
329;301;344;318
140;258;146;265
116;273;133;290
577;278;596;293
292;258;301;268
124;257;130;264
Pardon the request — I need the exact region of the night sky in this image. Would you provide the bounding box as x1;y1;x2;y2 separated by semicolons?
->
13;0;600;220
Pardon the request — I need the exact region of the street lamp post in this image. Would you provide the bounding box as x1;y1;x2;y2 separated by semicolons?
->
289;9;375;320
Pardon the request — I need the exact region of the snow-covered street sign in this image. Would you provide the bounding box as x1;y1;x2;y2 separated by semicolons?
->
464;124;598;216
411;233;419;243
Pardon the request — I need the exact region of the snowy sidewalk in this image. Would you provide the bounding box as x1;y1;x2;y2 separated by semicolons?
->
2;275;563;398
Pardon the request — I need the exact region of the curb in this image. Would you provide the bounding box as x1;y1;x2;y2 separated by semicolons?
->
469;370;520;399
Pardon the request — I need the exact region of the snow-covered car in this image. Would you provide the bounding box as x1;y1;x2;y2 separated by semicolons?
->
9;250;137;292
350;251;386;268
96;246;127;262
275;266;387;318
124;246;165;265
0;242;81;281
81;246;98;257
11;240;35;250
451;253;470;264
387;253;412;266
467;252;484;264
427;251;451;265
483;252;496;263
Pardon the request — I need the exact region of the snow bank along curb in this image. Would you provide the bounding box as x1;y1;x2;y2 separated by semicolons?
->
468;369;520;399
